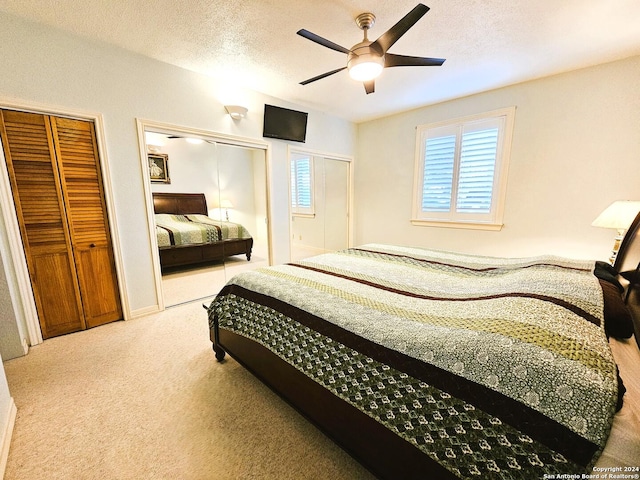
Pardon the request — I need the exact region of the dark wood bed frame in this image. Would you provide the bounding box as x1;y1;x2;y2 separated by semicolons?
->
209;212;640;479
153;192;253;270
614;210;640;341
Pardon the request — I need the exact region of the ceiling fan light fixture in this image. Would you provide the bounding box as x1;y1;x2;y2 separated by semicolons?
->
348;51;384;82
298;4;443;91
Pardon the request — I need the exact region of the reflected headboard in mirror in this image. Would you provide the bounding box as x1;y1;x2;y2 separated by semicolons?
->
152;192;208;215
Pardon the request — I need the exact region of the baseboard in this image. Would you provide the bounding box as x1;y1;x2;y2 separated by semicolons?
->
0;398;17;478
129;304;161;319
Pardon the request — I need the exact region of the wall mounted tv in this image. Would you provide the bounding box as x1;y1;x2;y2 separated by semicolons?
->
262;104;308;143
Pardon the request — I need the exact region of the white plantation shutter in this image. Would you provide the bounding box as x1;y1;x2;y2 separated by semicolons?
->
413;108;514;228
422;135;455;212
456;127;498;214
291;155;314;215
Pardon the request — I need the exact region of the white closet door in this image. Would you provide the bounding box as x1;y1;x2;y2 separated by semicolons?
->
323;158;349;252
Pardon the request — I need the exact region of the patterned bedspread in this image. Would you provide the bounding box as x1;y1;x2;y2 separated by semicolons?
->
155;213;251;247
207;244;619;478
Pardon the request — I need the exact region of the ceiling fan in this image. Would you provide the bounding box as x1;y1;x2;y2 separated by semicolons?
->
297;3;445;94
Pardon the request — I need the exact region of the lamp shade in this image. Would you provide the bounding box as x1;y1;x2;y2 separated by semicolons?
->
592;201;640;230
220;199;234;209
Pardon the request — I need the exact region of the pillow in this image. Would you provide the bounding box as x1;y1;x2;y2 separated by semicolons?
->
598;279;634;339
594;261;623;292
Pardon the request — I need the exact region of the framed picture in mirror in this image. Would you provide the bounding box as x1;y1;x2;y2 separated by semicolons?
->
148;153;170;184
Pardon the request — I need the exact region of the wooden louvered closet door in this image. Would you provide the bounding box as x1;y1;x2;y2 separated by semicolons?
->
51;117;122;328
0;109;122;338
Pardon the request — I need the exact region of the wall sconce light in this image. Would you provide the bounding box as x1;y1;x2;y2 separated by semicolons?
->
224;105;248;120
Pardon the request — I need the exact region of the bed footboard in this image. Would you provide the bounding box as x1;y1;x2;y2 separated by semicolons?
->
208;325;454;480
160;237;253;269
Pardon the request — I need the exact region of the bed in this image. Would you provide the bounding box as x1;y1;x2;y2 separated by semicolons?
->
206;216;640;479
153;192;253;270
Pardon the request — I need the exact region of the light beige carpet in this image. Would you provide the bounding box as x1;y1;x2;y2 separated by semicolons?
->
3;301;374;479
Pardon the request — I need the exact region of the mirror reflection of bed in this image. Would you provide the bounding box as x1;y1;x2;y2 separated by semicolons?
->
145;133;270;307
153;191;262;306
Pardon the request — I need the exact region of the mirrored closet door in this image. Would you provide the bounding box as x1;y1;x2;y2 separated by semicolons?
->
289;150;351;262
144;128;269;308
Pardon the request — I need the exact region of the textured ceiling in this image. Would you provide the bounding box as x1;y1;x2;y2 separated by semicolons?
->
2;0;640;122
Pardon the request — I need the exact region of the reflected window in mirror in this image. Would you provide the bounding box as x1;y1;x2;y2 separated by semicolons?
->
291;155;314;217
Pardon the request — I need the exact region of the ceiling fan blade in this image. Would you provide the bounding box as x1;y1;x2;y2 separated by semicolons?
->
371;4;430;54
300;67;347;85
297;29;351;54
385;53;445;68
364;80;375;94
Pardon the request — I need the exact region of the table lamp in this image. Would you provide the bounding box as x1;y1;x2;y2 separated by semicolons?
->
220;199;234;221
592;200;640;264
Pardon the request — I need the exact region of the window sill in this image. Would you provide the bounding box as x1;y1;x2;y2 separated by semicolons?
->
292;213;315;219
411;219;504;231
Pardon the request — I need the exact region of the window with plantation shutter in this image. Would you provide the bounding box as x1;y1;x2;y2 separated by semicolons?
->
412;107;515;230
422;135;455;212
290;154;314;216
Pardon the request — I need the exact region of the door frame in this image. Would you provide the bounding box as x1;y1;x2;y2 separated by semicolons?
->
287;146;354;258
135;119;273;310
0;99;128;347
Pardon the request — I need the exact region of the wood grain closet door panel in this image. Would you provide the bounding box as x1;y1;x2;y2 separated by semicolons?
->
51;117;122;328
31;253;87;337
0;110;85;337
74;246;122;327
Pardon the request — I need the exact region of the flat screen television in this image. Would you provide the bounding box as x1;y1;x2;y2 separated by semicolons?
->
262;104;308;143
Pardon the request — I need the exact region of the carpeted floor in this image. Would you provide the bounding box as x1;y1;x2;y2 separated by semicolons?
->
3;301;374;479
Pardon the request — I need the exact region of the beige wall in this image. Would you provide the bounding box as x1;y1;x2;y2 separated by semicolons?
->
0;255;22;360
355;55;640;260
